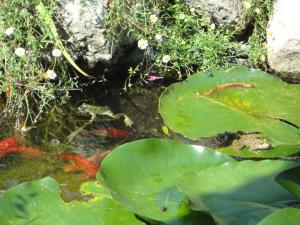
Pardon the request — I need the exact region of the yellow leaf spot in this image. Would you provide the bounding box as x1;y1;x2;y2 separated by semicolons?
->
162;126;170;136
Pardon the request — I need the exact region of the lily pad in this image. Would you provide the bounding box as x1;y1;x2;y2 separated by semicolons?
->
159;66;300;146
97;138;233;224
0;177;145;225
258;208;300;225
217;144;300;158
275;166;300;200
178;160;300;225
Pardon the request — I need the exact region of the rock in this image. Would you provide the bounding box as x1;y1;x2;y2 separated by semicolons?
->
57;0;112;68
184;0;243;27
267;0;300;82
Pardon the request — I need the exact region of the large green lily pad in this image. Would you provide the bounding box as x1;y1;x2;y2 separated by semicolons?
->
0;177;145;225
275;166;300;200
258;208;300;225
159;66;300;146
178;160;300;225
97;138;233;224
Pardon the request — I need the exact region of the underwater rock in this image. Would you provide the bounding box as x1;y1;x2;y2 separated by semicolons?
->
267;0;300;83
184;0;243;27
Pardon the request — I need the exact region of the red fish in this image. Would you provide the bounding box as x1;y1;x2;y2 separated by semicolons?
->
0;146;46;158
54;154;100;177
88;128;132;138
54;150;111;177
0;135;21;150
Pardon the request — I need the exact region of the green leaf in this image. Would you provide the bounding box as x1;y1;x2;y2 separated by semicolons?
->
257;208;300;225
159;66;300;146
217;144;300;158
178;160;300;225
275;166;300;200
0;177;145;225
97;138;233;224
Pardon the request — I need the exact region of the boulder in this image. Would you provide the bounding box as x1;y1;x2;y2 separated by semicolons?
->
184;0;243;27
267;0;300;82
57;0;112;68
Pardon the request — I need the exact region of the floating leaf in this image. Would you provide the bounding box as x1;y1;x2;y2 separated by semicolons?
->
178;160;300;225
258;208;300;225
0;177;145;225
97;138;233;224
275;166;300;200
217;144;300;158
159;66;300;147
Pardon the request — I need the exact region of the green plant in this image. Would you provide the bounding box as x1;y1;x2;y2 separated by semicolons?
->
158;66;300;157
0;0;76;127
105;0;273;84
1;139;300;225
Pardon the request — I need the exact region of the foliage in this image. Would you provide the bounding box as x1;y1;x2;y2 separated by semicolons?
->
97;138;233;224
1;139;300;225
159;66;300;157
0;0;76;126
0;177;145;225
105;0;273;83
178;160;300;225
257;208;300;225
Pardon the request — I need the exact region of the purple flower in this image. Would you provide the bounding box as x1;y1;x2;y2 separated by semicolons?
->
147;76;163;81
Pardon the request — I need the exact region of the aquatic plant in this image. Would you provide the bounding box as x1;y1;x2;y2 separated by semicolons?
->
1;138;300;225
159;66;300;157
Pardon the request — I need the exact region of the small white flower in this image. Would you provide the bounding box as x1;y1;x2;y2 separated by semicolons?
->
179;14;186;20
155;34;163;42
52;48;62;57
4;27;14;36
45;70;57;80
149;14;158;24
162;55;171;64
210;23;216;30
243;1;252;9
190;8;196;13
15;47;26;57
255;8;261;14
260;55;266;62
137;38;149;50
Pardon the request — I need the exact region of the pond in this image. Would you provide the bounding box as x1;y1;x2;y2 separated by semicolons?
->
0;83;166;200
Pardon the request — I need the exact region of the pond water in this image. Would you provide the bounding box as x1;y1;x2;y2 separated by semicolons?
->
0;83;166;199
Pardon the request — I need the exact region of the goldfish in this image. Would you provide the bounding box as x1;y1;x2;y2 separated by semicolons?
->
54;150;111;177
0;135;21;150
88;127;132;138
0;146;46;158
54;154;100;177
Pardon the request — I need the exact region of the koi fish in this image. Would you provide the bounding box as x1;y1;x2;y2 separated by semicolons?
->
54;154;100;177
0;135;21;150
54;150;111;177
88;128;132;138
0;146;46;158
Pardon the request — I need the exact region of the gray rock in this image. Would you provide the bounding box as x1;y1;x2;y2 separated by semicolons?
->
184;0;243;27
267;0;300;82
57;0;112;68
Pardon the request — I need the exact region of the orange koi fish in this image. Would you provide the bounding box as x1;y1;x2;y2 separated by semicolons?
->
54;150;111;177
88;128;132;138
54;154;100;177
0;146;46;158
0;135;21;150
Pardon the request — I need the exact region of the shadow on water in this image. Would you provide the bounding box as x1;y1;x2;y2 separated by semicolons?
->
0;81;168;199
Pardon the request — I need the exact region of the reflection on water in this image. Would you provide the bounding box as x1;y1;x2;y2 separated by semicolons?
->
0;85;166;198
